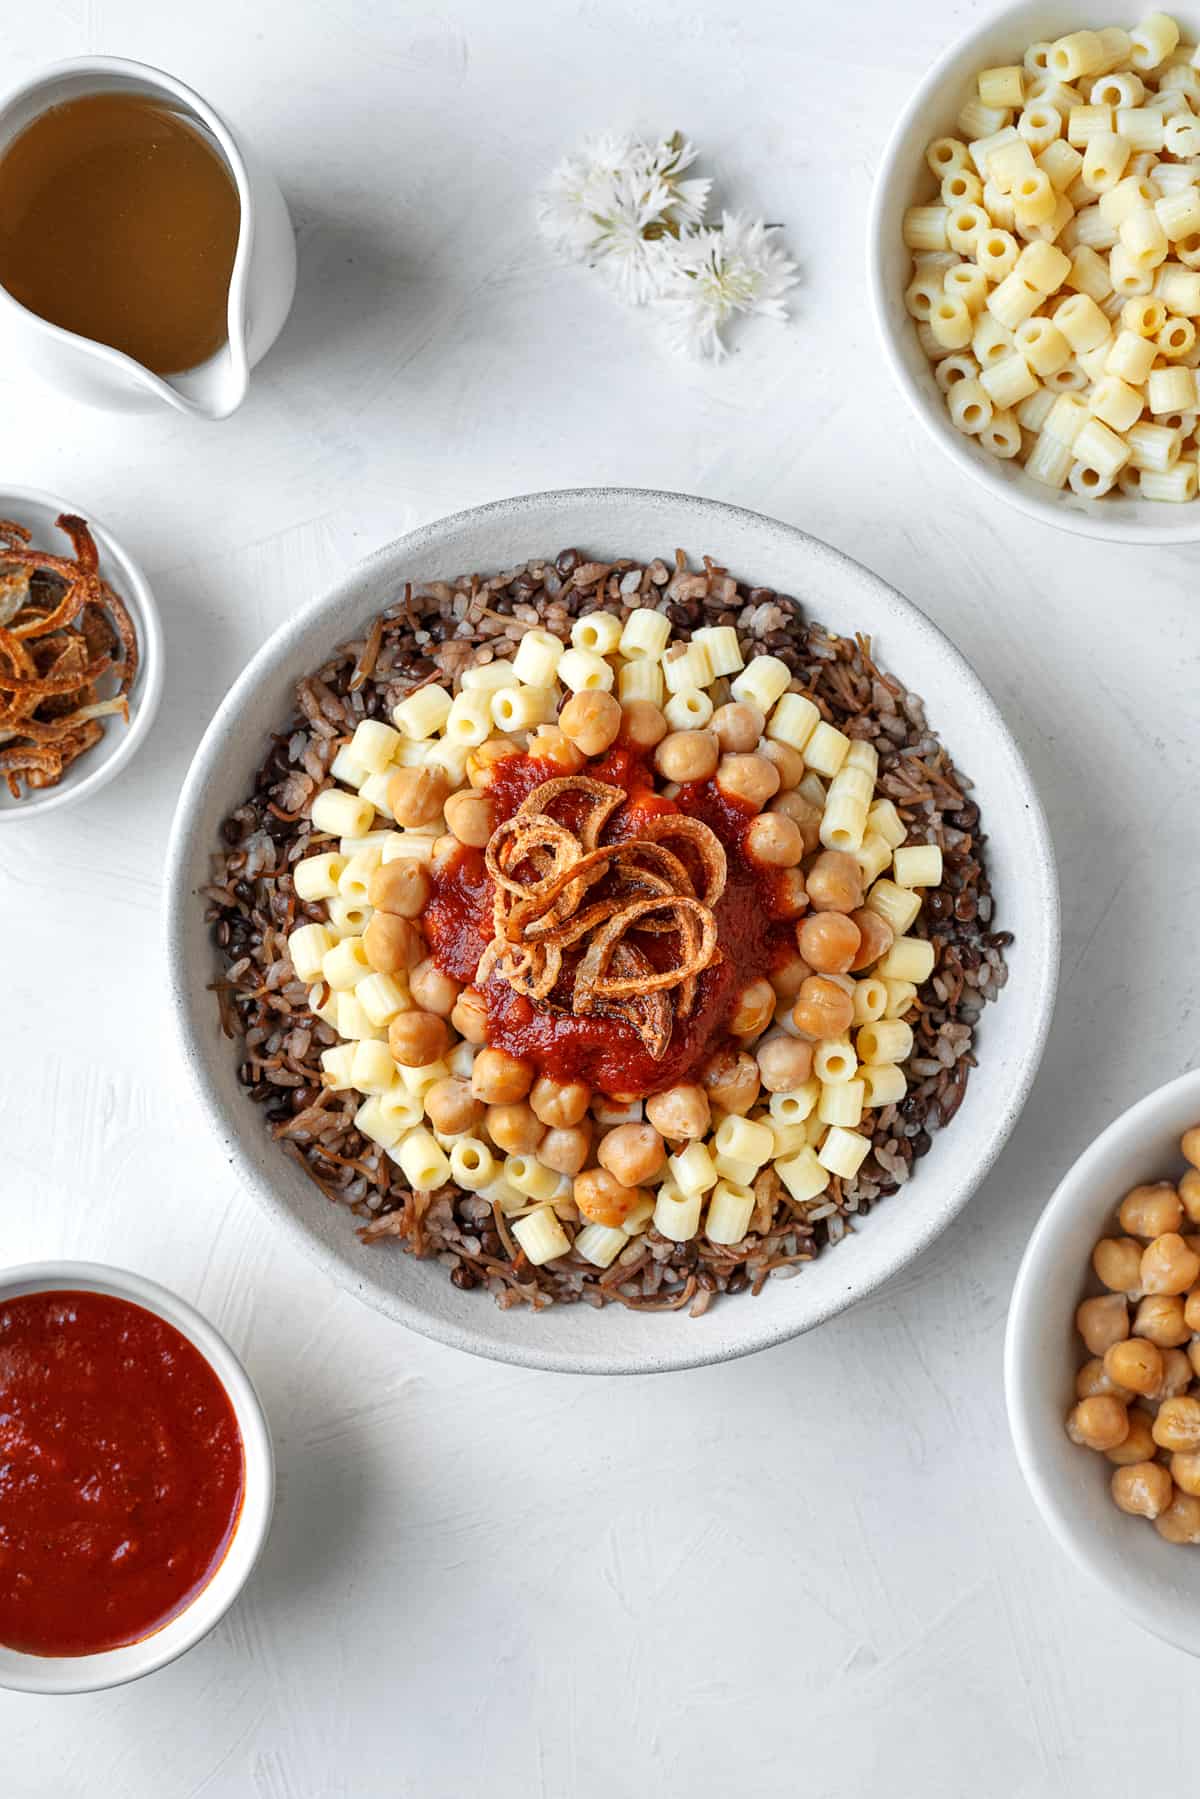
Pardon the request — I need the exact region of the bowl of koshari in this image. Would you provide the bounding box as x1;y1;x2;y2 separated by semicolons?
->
165;489;1059;1374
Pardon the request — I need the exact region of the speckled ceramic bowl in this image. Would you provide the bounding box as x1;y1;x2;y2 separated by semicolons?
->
164;488;1059;1374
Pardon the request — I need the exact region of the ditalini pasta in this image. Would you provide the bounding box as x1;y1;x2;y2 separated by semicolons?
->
903;14;1200;501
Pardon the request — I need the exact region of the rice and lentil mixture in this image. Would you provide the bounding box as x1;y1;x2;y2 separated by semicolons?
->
204;549;1009;1316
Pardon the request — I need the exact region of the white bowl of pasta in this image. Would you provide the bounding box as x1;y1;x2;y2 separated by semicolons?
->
869;2;1200;540
165;488;1058;1376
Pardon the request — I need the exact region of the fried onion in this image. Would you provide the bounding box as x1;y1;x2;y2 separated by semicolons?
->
481;774;726;1059
0;516;137;798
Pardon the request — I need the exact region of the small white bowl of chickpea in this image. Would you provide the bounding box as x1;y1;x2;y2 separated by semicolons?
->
1006;1067;1200;1655
870;3;1200;541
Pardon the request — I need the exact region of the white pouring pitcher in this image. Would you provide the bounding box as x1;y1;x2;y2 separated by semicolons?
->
0;57;297;419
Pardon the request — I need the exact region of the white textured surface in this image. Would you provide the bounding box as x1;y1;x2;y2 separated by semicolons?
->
0;0;1198;1792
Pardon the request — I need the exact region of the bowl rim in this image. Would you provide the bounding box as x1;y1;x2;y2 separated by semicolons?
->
866;0;1200;545
1003;1066;1200;1657
0;1259;274;1693
0;484;165;822
164;484;1060;1374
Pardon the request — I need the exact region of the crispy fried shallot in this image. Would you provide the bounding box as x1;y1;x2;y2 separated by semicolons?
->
479;776;726;1059
0;515;138;798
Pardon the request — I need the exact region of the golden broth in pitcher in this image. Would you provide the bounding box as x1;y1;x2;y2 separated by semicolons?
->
0;91;241;375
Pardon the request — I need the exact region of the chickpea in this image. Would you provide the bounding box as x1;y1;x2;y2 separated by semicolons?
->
409;957;461;1018
760;738;805;790
744;812;805;868
471;1046;534;1105
620;700;668;749
424;1077;484;1136
849;908;895;972
1132;1293;1191;1347
467;738;520;789
1181;1124;1200;1168
450;986;489;1045
1140;1231;1200;1296
654;729;719;784
539;1124;591;1176
701;1046;761;1116
529;1076;591;1129
1075;1292;1130;1357
1185;1286;1200;1332
645;1083;710;1141
1111;1461;1174;1520
430;834;459;875
443;789;496;848
770;789;823;853
387;764;449;828
1092;1237;1145;1294
711;701;765;753
729;978;775;1037
597;1123;666;1187
715;752;780;812
1119;1181;1183;1239
1076;1357;1133;1403
1170;1451;1200;1497
1157;1346;1193;1399
1066;1395;1129;1452
772;867;810;920
796;912;862;977
792;976;855;1041
1103;1337;1163;1398
485;1102;545;1154
1155;1488;1200;1544
368;858;431;917
388;1009;450;1068
574;1167;647;1229
363;912;423;975
805;849;865;914
1190;1339;1200;1382
1107;1409;1158;1464
1152;1395;1200;1453
527;725;585;773
756;1033;815;1093
560;689;622;758
1181;1168;1200;1225
769;952;811;1002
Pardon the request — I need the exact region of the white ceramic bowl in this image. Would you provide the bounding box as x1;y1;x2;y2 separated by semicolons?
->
0;486;163;821
165;487;1060;1375
0;1262;274;1694
869;0;1200;542
1005;1068;1200;1656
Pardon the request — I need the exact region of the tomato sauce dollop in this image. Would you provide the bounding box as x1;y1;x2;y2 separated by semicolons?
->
0;1290;245;1657
424;747;795;1097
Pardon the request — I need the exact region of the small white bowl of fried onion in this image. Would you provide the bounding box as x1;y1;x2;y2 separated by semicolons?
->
0;485;163;820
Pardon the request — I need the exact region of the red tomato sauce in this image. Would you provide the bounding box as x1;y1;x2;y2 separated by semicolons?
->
424;747;795;1097
0;1289;245;1657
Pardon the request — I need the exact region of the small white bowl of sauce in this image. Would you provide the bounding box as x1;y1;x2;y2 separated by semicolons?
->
0;1261;274;1694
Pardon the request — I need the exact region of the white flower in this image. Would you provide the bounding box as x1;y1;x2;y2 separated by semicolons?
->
644;132;712;228
536;130;712;304
536;131;642;261
658;211;799;361
537;135;799;360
